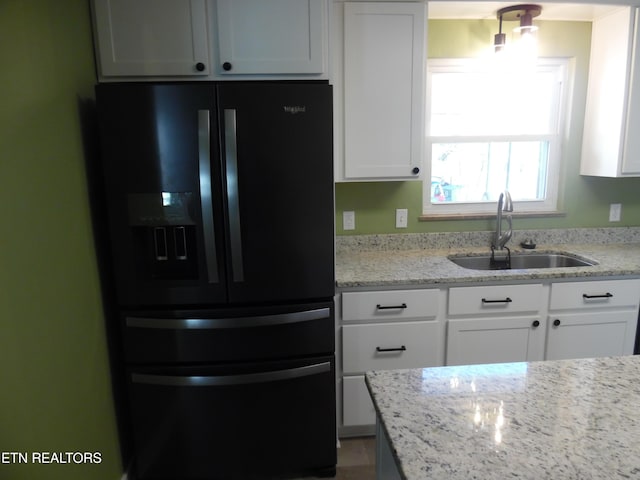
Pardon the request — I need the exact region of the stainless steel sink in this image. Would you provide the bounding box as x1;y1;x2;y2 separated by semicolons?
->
448;253;596;270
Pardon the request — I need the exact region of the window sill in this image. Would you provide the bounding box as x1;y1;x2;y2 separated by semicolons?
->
419;211;567;221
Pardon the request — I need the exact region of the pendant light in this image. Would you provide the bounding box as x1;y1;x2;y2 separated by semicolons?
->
494;14;506;52
494;4;542;52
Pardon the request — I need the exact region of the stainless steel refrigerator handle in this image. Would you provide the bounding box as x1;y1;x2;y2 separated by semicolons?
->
131;362;331;387
223;109;244;282
198;109;219;283
126;307;330;330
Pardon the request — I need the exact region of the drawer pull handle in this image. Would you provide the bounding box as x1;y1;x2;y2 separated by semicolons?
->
481;297;512;304
376;346;407;353
582;293;613;299
376;303;408;310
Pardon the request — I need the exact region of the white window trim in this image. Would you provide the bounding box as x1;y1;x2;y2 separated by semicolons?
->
422;57;570;217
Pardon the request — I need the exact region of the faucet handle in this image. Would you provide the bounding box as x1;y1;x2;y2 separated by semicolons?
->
503;191;513;212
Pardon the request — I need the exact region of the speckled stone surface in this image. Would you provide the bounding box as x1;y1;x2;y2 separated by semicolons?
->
336;228;640;288
366;356;640;480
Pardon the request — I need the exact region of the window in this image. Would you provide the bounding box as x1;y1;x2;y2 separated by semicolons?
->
423;57;569;216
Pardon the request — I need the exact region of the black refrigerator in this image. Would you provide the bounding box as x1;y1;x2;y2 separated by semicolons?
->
95;82;336;480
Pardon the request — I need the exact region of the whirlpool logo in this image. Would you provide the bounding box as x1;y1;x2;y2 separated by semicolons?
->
283;105;306;114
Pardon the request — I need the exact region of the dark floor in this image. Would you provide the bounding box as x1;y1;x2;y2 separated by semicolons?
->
294;437;376;480
334;437;376;480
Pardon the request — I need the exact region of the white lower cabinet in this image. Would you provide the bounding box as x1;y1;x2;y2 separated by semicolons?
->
446;279;639;366
447;316;546;366
546;279;640;360
545;311;636;360
343;376;375;427
342;321;440;373
340;289;445;428
448;283;545;316
338;278;640;433
446;284;546;366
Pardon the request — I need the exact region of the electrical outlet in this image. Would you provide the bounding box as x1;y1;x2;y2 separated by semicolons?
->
343;211;355;230
609;203;622;222
396;208;408;228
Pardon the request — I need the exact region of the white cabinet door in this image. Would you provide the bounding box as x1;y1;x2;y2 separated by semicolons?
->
446;316;546;366
545;311;637;360
580;7;640;177
214;0;327;75
343;375;376;426
622;7;640;173
342;2;426;179
92;0;209;77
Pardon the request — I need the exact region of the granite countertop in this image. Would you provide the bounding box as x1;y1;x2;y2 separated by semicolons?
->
366;355;640;480
336;229;640;288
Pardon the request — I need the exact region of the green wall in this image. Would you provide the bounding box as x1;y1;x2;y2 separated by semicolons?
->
336;19;640;234
0;1;121;479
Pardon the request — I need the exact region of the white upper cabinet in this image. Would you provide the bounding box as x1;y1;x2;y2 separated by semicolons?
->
581;7;640;177
214;0;327;75
92;0;210;77
91;0;329;81
336;2;427;181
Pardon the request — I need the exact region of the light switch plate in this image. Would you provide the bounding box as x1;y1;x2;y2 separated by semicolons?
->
343;211;355;230
396;208;408;228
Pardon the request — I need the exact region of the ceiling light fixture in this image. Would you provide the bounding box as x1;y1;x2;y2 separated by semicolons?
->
494;14;506;52
494;4;542;52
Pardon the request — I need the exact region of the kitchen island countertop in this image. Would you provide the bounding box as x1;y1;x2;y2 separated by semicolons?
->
366;355;640;480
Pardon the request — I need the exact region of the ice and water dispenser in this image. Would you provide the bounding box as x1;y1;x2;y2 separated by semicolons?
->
127;192;199;280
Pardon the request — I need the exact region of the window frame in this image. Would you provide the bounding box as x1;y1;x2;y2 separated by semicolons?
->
422;57;570;217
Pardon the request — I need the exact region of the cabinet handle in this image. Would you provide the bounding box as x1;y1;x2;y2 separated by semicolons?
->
195;62;206;72
376;346;407;353
412;167;420;175
553;319;561;327
532;320;540;328
481;297;512;304
376;303;408;310
582;293;613;299
222;61;233;71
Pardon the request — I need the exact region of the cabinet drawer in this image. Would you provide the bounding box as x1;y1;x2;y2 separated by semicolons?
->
550;279;640;310
342;289;439;322
343;375;376;426
342;321;441;374
449;284;544;316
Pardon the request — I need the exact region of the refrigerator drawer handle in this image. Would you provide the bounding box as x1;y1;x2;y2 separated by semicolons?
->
131;362;331;387
198;109;219;283
223;108;244;283
126;307;331;330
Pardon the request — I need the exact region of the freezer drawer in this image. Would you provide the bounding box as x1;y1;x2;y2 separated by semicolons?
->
123;301;334;364
128;355;337;480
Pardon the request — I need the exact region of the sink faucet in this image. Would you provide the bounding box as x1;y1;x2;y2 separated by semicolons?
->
493;191;513;250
